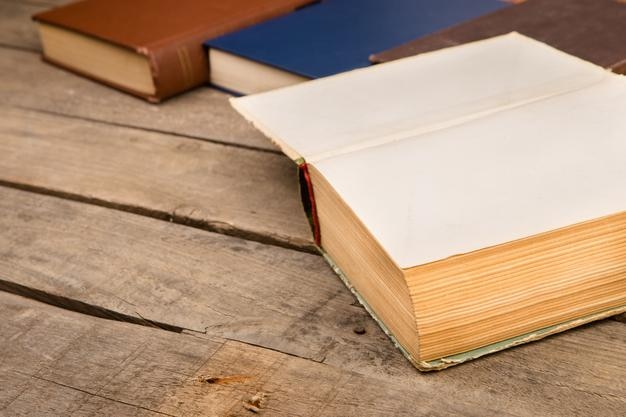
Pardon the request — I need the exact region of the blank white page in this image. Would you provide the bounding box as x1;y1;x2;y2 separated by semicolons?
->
314;77;626;268
232;33;609;162
231;32;626;268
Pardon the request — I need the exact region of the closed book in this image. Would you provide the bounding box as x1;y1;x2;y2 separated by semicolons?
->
204;0;509;95
231;33;626;370
32;0;312;102
370;0;626;74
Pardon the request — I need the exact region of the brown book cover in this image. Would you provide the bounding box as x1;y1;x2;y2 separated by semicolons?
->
33;0;313;102
370;0;626;74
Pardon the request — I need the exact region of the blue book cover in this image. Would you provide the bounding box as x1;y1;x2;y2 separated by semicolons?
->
205;0;509;80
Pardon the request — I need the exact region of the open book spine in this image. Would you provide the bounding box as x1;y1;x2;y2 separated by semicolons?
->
297;161;321;245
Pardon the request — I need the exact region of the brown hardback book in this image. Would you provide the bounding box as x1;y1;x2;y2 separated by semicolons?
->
370;0;626;74
32;0;312;102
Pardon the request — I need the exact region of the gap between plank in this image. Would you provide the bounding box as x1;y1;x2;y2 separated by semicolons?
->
0;41;283;154
0;181;318;254
0;42;38;53
11;371;177;417
16;105;283;155
0;280;328;365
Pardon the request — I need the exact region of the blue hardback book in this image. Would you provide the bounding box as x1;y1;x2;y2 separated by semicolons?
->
204;0;509;94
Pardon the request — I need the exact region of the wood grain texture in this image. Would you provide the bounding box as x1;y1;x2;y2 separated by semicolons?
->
0;48;271;151
0;0;44;51
0;0;100;52
0;3;623;410
0;0;270;151
0;186;400;374
1;185;626;406
1;292;626;416
0;105;313;250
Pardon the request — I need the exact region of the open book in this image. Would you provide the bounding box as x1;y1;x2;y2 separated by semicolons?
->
231;33;626;370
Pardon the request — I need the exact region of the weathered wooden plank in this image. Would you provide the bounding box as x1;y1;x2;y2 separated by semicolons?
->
0;0;270;150
2;186;626;387
0;291;223;416
0;0;42;51
0;48;271;151
1;371;168;416
1;292;625;416
0;0;82;51
0;106;313;250
0;185;404;375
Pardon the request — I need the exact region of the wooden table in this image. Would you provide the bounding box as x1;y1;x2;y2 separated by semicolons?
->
1;1;624;415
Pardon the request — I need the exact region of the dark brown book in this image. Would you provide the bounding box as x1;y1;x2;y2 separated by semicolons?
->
33;0;313;102
370;0;626;74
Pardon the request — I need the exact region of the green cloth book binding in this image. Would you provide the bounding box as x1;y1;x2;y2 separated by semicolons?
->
231;33;626;370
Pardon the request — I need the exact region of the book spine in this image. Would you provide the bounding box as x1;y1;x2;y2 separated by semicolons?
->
139;32;210;102
142;1;314;102
297;162;321;246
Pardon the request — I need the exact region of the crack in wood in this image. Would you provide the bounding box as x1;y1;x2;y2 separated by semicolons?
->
0;279;338;366
0;180;318;254
198;375;253;385
0;42;38;53
0;278;186;333
11;371;176;417
222;337;324;363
